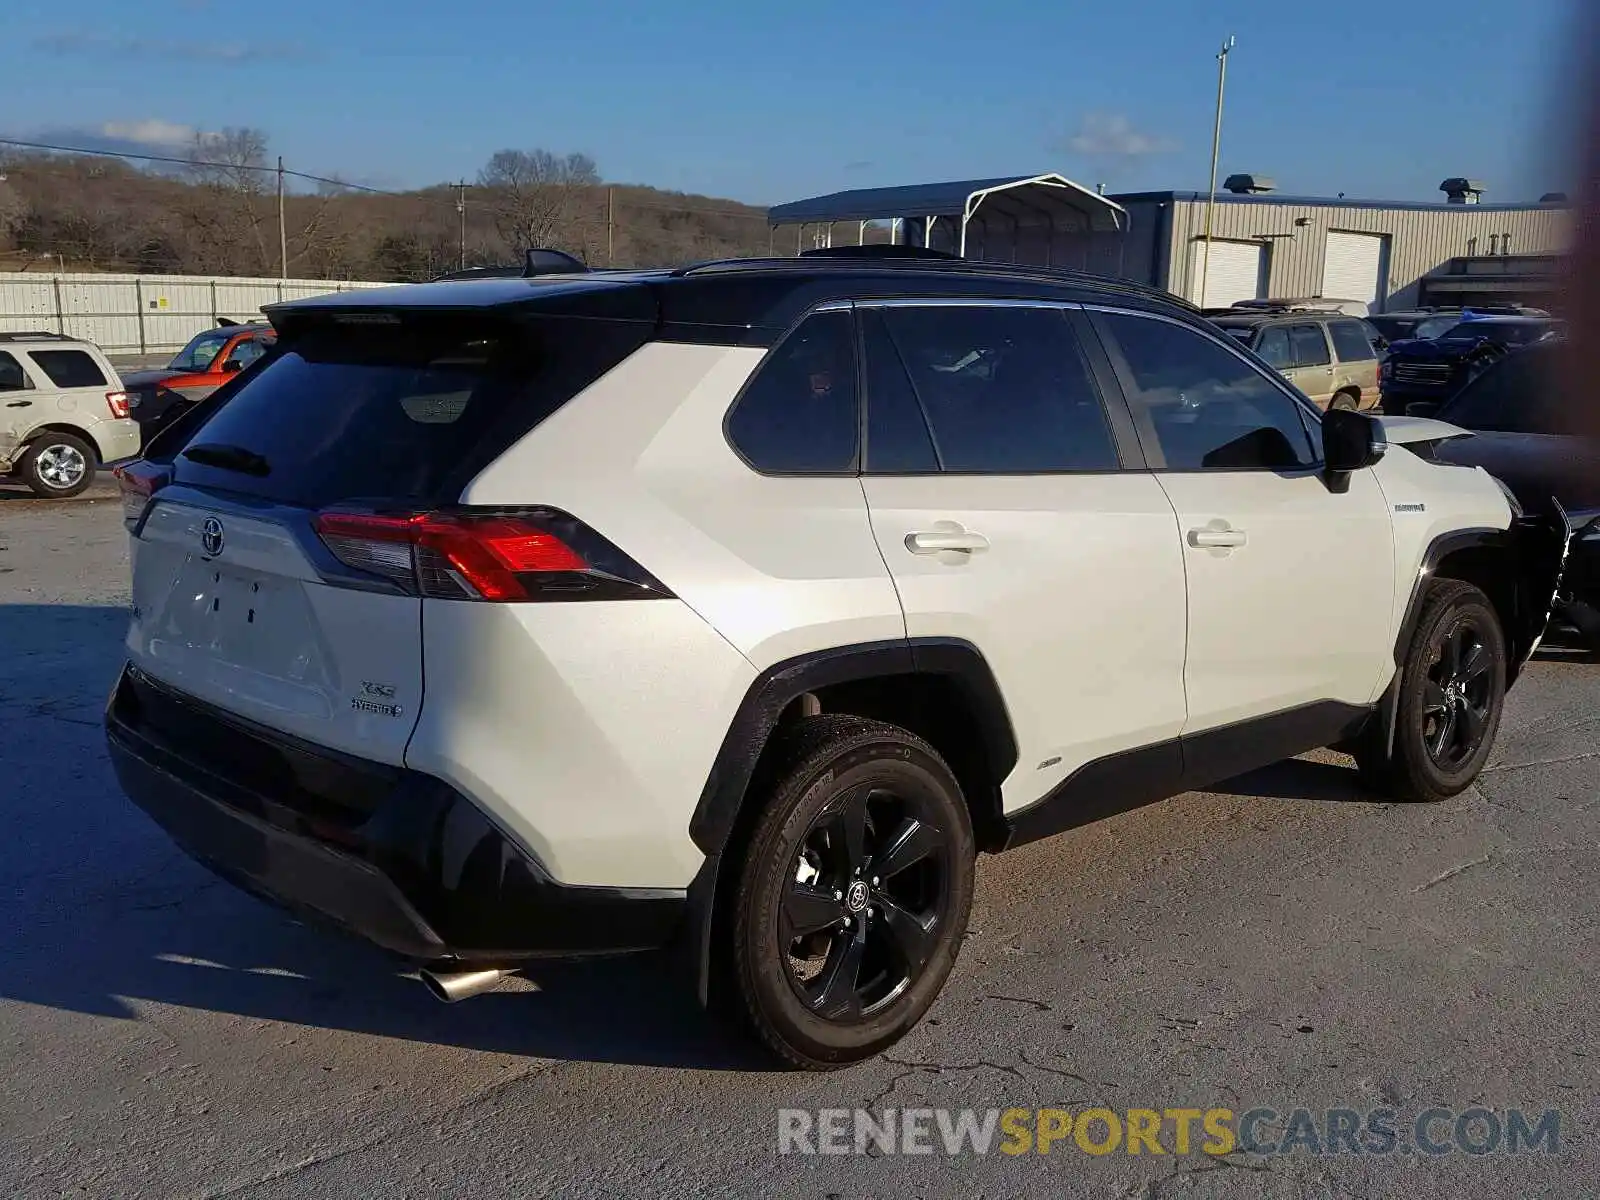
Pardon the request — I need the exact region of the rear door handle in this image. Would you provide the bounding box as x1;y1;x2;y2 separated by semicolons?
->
906;528;990;555
1188;526;1247;549
5;399;30;407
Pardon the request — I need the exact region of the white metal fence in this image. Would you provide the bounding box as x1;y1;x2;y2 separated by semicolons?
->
0;272;387;355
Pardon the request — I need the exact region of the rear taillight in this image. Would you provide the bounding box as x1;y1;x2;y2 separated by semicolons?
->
106;390;133;418
114;461;170;529
312;508;671;602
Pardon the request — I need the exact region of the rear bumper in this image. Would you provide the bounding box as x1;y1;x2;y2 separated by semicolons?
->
105;665;686;965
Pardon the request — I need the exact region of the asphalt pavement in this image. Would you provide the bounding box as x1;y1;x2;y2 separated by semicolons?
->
2;489;1597;1199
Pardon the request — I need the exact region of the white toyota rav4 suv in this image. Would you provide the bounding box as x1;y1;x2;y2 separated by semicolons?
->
106;250;1568;1069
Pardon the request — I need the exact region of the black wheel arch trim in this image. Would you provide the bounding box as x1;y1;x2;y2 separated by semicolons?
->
683;637;1015;1008
688;637;1017;858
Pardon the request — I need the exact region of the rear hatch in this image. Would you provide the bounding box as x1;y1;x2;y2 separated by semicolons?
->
122;307;652;765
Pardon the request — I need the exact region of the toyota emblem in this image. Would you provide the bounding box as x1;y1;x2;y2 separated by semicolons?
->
200;516;225;557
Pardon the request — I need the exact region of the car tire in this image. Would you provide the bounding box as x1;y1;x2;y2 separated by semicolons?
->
19;432;96;498
1355;580;1506;802
1330;390;1361;412
730;715;975;1069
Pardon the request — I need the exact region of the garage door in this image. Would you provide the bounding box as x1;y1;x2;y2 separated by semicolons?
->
1189;240;1265;307
1322;231;1387;307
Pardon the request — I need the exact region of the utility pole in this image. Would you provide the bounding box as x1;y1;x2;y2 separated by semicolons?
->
606;187;615;266
456;181;467;271
277;155;288;279
1199;35;1235;307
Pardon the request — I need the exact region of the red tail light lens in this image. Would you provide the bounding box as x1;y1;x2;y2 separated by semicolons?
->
106;390;133;418
313;509;670;602
114;461;171;529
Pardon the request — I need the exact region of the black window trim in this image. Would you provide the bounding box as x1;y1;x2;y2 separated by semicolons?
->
720;300;863;479
854;297;1144;477
1084;304;1327;475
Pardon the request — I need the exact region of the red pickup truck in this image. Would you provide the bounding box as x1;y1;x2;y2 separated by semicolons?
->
124;320;275;444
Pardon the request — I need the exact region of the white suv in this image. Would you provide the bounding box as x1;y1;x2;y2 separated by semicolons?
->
106;253;1568;1068
1;332;139;496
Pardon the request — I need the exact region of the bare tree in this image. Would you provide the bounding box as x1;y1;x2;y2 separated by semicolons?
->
476;149;599;255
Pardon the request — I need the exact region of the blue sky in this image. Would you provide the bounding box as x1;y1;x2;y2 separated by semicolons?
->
0;0;1581;205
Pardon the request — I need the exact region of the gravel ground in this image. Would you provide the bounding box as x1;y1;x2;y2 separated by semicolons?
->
1;490;1597;1199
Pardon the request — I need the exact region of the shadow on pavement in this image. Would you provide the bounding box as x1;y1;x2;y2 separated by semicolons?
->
0;602;764;1074
1208;756;1379;805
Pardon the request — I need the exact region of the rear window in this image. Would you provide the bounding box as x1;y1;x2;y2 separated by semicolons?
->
165;314;649;509
29;349;107;389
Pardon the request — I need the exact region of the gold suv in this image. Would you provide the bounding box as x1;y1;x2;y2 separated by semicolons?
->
1208;309;1383;411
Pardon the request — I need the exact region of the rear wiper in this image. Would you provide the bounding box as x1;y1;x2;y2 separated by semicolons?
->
181;443;271;476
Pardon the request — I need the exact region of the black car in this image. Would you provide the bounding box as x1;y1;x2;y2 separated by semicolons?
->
1422;343;1600;648
1381;316;1565;411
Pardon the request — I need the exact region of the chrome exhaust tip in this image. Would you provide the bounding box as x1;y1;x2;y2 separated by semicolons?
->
419;967;512;1003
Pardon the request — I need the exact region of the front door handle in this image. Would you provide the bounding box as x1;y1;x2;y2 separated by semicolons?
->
5;399;31;407
906;528;990;555
1188;526;1247;549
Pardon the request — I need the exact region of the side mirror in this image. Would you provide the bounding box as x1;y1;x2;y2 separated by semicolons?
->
1405;400;1440;418
1323;407;1383;492
222;359;243;374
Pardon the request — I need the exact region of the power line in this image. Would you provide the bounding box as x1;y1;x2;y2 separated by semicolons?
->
0;136;402;195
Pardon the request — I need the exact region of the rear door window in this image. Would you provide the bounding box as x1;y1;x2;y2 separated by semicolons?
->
1329;320;1377;362
29;349;108;389
166;313;650;509
1289;325;1331;368
726;310;859;473
876;304;1120;473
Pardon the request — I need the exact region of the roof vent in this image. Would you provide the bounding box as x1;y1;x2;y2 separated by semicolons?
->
1224;173;1276;195
1539;191;1569;205
1439;178;1486;204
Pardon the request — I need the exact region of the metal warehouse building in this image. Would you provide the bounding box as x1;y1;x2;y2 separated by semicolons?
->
768;175;1571;314
1112;178;1572;311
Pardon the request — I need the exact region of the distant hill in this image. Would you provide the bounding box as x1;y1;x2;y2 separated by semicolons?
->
0;142;801;281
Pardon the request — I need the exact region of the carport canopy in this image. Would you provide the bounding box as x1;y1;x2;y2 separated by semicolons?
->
767;173;1127;256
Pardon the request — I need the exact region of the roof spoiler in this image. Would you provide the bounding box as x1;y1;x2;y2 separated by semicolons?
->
524;248;590;277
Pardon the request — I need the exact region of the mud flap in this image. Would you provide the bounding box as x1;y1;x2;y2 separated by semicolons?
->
1508;503;1574;681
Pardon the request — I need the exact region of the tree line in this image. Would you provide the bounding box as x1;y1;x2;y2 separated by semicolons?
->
0;129;778;280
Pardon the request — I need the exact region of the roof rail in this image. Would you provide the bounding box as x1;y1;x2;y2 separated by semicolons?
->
798;245;961;261
677;256;1197;311
0;330;74;343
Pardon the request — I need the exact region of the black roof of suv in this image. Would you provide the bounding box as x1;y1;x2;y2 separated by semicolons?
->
268;250;1203;349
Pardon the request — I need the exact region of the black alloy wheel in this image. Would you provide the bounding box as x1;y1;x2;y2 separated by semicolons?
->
1421;616;1496;771
1355;579;1506;802
731;716;975;1069
782;781;951;1020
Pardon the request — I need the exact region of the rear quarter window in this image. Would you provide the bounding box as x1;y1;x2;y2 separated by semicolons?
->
1329;320;1377;362
165;313;650;509
28;349;108;389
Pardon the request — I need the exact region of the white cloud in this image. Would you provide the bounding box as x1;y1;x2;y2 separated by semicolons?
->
99;120;209;148
1064;113;1178;158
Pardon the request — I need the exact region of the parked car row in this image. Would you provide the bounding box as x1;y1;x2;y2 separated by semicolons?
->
0;320;275;497
1207;306;1383;411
